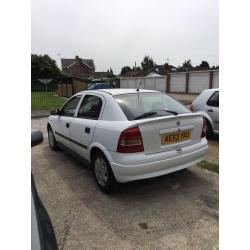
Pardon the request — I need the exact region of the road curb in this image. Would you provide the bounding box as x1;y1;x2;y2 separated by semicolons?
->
31;114;49;119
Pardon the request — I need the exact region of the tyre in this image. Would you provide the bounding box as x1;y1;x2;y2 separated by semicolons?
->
206;119;213;139
48;127;59;150
92;151;117;194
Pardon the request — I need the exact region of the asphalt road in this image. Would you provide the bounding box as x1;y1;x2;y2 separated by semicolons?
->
32;118;219;250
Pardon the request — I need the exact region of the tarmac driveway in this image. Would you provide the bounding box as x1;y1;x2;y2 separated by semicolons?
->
32;118;219;250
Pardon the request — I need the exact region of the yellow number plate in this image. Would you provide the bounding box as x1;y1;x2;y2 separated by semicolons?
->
161;131;192;145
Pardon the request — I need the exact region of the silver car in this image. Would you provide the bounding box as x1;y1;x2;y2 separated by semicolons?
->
190;88;219;137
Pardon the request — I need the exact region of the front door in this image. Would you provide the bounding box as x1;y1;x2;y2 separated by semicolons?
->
54;95;82;148
70;94;104;160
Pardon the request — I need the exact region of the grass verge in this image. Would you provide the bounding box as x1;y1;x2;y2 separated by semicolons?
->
32;92;67;110
197;160;219;174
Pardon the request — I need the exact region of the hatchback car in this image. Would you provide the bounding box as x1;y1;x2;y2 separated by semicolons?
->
190;88;219;137
48;89;208;193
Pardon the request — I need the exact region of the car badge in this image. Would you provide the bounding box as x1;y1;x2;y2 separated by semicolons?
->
177;121;180;126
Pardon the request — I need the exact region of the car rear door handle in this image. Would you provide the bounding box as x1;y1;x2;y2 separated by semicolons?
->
66;123;70;128
85;127;90;134
207;109;214;112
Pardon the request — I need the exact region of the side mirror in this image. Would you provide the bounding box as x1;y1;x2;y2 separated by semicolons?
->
31;130;44;147
50;109;60;115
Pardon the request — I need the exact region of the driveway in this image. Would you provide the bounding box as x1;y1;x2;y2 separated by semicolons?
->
32;118;219;250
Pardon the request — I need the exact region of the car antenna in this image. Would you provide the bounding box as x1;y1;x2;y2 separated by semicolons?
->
136;80;143;91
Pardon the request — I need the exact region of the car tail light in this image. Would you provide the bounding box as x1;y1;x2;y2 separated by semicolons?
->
189;104;193;112
201;118;207;138
117;127;144;153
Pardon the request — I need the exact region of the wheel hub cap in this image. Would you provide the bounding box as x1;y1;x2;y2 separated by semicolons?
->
48;130;54;146
95;157;108;186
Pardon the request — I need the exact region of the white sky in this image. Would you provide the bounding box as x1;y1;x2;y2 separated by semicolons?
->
31;0;218;73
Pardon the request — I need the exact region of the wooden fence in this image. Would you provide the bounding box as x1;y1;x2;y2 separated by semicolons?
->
58;78;88;97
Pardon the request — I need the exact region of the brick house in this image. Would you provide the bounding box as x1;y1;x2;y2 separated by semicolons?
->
61;56;95;77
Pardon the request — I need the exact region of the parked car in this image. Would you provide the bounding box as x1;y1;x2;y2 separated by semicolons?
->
190;88;219;137
32;131;58;250
87;82;113;90
48;89;208;193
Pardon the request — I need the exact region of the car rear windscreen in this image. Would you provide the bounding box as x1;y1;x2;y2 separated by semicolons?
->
114;92;190;120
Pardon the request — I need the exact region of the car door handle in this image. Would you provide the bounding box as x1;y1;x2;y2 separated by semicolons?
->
207;109;214;112
85;127;90;134
66;123;70;128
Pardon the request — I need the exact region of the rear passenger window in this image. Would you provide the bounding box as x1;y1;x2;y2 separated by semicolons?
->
77;95;102;119
207;91;219;107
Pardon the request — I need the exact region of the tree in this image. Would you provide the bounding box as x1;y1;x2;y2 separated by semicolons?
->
179;59;194;71
106;68;115;78
31;54;62;84
212;65;219;69
132;66;141;71
141;55;155;71
120;66;132;76
199;61;210;68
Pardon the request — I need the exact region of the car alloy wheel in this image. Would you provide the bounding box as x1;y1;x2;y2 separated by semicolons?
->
94;157;108;186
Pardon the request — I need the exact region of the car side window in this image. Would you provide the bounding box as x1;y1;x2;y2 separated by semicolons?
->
77;95;103;119
207;91;219;107
60;96;81;116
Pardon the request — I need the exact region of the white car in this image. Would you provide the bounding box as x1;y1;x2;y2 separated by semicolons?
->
190;88;219;137
47;89;208;193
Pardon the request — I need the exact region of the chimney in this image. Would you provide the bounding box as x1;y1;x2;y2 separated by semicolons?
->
75;55;82;63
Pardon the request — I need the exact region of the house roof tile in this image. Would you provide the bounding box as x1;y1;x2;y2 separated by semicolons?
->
61;58;95;70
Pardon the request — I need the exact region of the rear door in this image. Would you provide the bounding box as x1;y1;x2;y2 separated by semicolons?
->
54;95;82;148
70;94;104;159
135;113;204;155
205;91;219;131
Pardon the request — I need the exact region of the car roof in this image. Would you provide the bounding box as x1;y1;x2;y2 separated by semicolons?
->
78;88;159;96
203;88;219;93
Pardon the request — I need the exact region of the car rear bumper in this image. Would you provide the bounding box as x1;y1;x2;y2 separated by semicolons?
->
107;138;208;183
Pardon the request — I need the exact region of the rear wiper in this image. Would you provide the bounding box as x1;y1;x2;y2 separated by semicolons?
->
153;109;178;115
134;111;157;120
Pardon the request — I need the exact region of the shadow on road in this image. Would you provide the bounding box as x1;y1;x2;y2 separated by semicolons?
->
208;134;219;142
